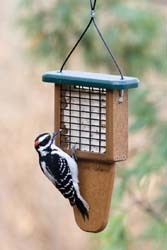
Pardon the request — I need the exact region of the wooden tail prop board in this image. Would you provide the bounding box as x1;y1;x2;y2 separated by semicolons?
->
73;161;115;232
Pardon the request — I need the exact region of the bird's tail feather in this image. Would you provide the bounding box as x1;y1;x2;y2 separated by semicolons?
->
75;196;89;220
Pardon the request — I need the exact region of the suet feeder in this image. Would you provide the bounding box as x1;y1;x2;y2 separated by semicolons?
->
42;0;139;233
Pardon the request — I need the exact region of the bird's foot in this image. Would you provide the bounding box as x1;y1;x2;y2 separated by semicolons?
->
52;129;62;138
71;145;77;161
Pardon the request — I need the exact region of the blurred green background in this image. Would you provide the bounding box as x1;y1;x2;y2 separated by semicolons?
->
1;0;167;250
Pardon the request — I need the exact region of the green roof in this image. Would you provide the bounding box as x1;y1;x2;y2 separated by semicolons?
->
42;70;139;90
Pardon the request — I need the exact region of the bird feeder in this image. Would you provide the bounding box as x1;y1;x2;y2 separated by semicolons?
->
42;0;139;232
42;71;139;232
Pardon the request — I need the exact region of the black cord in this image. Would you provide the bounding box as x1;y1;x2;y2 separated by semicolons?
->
60;18;93;72
59;0;124;79
90;0;96;10
93;19;124;79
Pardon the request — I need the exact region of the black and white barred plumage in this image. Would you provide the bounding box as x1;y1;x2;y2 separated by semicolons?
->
34;131;89;220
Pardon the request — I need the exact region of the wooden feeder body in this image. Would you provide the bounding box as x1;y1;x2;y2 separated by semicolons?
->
43;70;139;232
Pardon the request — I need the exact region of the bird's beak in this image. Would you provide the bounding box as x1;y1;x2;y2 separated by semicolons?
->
52;129;62;139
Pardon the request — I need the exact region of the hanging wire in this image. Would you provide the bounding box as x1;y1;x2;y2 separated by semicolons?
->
59;19;93;73
60;0;124;79
90;0;96;10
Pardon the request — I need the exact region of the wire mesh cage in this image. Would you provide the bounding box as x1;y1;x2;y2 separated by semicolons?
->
60;85;106;153
43;70;138;161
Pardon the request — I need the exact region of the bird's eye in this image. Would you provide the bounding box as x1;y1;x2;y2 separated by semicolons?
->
40;135;51;146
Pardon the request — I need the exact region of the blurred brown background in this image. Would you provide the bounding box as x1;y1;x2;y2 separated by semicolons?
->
1;1;167;250
0;1;90;250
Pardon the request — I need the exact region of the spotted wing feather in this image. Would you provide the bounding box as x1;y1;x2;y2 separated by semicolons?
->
40;153;76;205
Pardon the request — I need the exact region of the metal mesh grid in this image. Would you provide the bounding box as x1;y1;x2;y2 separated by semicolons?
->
60;85;106;153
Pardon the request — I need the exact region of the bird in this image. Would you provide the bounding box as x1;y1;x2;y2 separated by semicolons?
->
34;130;89;220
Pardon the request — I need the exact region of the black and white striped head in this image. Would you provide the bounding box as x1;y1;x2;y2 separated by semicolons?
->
34;130;60;152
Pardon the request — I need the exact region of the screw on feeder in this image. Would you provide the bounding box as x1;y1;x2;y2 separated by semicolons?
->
122;155;126;160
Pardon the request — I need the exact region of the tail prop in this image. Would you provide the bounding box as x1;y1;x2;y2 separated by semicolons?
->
75;196;89;220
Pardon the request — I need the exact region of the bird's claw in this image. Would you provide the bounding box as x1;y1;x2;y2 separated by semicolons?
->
71;145;77;161
52;129;62;138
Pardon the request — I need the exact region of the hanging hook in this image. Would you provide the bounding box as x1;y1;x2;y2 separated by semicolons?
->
90;0;96;18
90;0;97;10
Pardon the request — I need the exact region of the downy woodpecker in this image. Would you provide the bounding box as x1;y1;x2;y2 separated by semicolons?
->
34;130;89;220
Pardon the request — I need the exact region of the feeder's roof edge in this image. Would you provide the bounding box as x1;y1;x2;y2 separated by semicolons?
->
42;70;139;90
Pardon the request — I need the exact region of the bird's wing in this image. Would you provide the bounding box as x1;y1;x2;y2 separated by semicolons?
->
49;154;76;205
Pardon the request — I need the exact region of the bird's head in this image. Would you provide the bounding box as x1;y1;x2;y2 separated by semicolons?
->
34;130;61;151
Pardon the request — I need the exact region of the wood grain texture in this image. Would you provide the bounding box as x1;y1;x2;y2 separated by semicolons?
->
54;85;61;145
106;90;128;161
73;161;115;232
62;149;114;163
54;85;128;232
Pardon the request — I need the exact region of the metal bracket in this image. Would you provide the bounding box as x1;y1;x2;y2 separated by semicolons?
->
119;90;124;103
91;10;96;18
